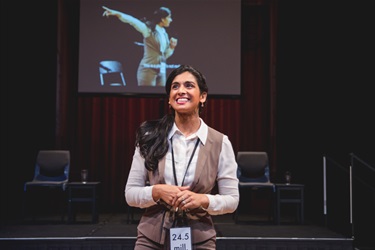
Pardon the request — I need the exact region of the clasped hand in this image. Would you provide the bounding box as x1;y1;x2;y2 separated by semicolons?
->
153;184;208;212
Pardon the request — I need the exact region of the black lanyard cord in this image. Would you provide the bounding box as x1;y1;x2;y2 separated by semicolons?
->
170;137;200;187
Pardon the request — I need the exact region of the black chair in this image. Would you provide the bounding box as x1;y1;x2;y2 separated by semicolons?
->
23;150;70;221
234;151;275;223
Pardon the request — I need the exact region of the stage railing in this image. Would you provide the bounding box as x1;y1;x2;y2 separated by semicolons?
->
323;153;375;249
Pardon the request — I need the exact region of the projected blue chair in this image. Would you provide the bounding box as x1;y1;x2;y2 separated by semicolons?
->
99;60;126;86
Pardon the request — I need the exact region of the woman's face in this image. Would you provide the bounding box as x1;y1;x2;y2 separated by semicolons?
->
161;15;172;27
169;71;207;115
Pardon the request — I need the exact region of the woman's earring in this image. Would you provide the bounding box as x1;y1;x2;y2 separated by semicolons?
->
201;102;204;108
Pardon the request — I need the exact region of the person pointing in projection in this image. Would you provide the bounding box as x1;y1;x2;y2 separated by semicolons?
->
102;6;178;87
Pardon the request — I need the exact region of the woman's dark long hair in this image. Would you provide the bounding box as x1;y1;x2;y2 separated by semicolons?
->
136;65;208;171
143;7;171;32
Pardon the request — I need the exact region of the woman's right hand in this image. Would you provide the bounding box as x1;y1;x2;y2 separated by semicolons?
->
102;6;115;17
152;184;189;207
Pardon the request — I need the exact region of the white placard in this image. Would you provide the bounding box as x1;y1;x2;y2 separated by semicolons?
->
170;227;192;250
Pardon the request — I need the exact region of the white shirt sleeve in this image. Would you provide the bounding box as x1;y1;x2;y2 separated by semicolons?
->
117;13;150;38
205;135;240;215
124;147;156;208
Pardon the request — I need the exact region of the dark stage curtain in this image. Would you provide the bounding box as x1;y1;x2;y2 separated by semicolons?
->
56;0;277;211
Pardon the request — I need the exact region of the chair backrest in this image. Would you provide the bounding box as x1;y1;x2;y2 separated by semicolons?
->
33;150;70;182
99;60;126;86
237;151;270;183
99;60;123;74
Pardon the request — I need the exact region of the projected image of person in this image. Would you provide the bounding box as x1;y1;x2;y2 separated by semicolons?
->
102;6;178;87
125;65;239;249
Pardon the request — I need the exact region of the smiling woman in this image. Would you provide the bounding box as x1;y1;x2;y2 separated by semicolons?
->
78;0;241;96
169;71;207;118
124;65;239;249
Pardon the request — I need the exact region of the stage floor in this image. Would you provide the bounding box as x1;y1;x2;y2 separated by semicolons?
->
0;211;348;240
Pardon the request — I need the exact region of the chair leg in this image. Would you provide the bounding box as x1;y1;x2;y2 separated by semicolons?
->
60;189;67;223
22;190;27;221
23;188;37;222
234;189;245;223
23;187;67;223
233;208;239;223
120;73;126;86
100;74;104;85
127;205;135;224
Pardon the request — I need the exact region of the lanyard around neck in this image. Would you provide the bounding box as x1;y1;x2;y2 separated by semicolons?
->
170;137;200;187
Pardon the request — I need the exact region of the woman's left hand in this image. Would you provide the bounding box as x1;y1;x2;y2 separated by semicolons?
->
169;37;178;49
174;190;209;211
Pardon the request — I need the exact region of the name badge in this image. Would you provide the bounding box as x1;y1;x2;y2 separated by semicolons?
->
170;227;192;250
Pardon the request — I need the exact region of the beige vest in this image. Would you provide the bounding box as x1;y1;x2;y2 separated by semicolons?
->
137;127;224;244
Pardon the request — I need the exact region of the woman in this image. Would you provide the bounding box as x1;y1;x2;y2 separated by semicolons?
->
102;6;178;87
125;65;239;249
